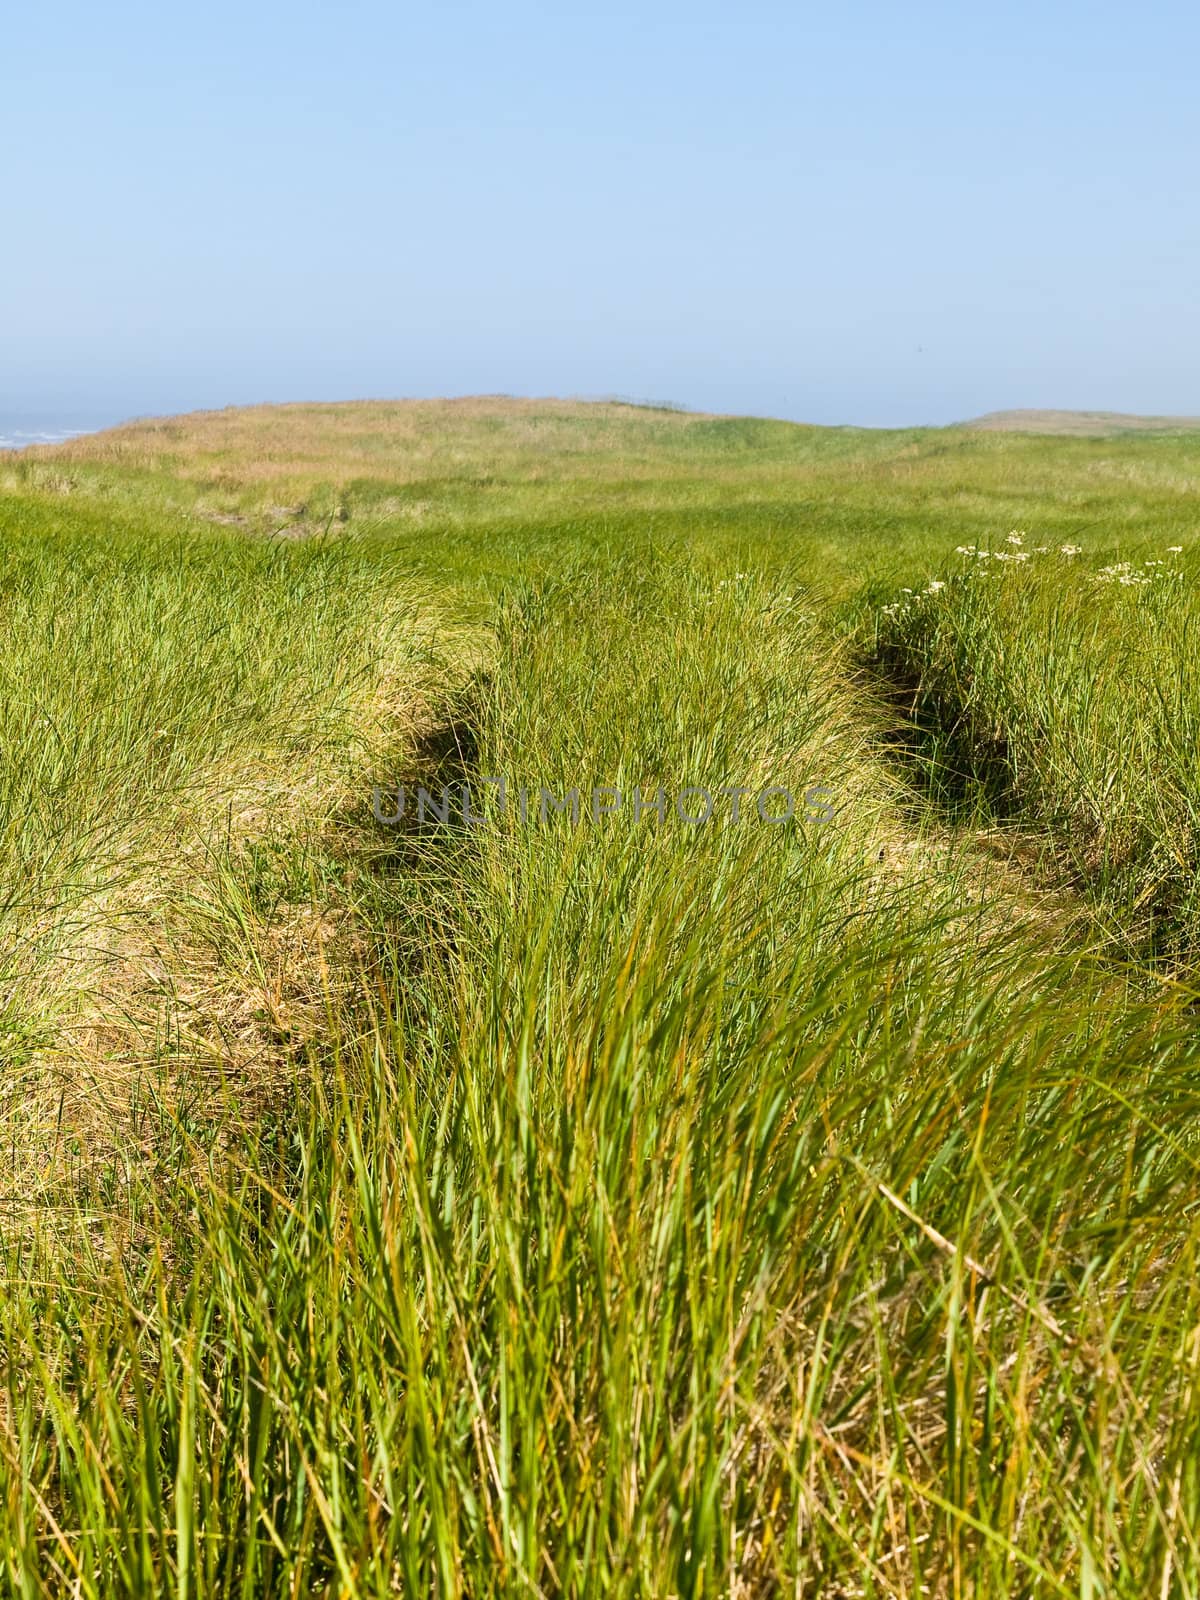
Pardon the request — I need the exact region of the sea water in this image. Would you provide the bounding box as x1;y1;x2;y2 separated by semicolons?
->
0;413;123;450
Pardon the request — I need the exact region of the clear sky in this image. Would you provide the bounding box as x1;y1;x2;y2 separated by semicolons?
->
4;0;1197;427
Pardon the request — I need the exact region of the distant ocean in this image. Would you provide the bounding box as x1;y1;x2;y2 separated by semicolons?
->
0;413;124;451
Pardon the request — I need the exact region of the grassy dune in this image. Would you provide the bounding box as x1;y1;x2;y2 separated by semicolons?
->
2;401;1200;1595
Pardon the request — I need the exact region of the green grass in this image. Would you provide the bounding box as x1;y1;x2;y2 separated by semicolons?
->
0;491;444;1206
868;529;1200;961
2;401;1200;1595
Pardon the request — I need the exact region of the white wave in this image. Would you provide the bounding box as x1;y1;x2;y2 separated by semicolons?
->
0;425;96;451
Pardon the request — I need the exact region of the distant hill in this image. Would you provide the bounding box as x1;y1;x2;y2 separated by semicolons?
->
963;408;1200;437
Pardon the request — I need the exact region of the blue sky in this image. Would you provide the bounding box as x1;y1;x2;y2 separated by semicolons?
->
4;0;1197;426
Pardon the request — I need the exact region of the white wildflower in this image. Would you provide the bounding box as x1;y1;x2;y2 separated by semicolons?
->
1060;545;1082;556
1095;561;1149;587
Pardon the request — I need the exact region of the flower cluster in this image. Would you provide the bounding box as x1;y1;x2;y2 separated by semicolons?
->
1093;557;1184;587
879;575;950;619
877;532;1188;624
1094;562;1148;587
954;531;1056;563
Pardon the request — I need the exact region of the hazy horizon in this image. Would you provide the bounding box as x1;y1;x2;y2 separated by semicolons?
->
8;383;1200;442
8;392;1200;451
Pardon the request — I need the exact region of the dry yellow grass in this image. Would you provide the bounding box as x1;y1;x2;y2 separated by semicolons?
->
22;396;719;488
965;408;1200;436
